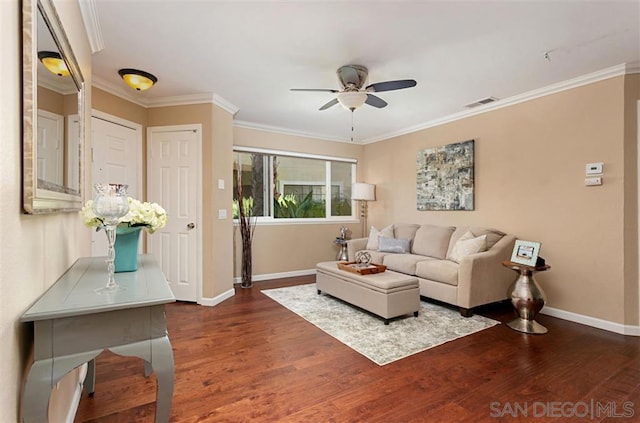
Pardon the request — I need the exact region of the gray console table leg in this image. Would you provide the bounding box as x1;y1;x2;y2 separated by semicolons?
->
150;336;175;423
23;351;101;423
22;360;53;423
85;358;96;395
110;336;174;423
144;360;152;378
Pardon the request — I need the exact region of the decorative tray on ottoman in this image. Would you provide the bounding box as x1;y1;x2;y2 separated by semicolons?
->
337;261;387;275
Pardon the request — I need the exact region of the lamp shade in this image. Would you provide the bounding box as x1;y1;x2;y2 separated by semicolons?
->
38;51;69;77
338;92;367;111
352;183;375;201
118;68;158;91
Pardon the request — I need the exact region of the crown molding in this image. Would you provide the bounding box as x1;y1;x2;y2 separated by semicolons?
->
92;75;149;107
213;94;240;116
362;63;630;144
626;61;640;74
145;93;215;108
234;120;351;143
92;62;636;141
78;0;104;53
38;79;77;96
92;76;217;108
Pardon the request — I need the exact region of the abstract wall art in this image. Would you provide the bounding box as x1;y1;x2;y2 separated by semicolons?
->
416;140;474;211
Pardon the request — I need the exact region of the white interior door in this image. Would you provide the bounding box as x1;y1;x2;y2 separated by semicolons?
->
91;114;141;256
147;125;201;302
67;114;80;191
37;109;64;185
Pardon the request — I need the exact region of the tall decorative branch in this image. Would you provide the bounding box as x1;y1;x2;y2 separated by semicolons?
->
234;157;257;288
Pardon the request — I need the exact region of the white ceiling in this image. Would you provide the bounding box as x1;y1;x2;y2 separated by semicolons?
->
89;0;640;143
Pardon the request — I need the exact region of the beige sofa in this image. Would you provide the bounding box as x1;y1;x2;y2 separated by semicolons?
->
346;223;517;317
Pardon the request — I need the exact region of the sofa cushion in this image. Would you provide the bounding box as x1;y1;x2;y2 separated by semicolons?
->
448;227;505;256
447;231;487;263
383;254;431;276
378;236;411;254
415;259;459;286
366;224;394;250
394;223;421;244
411;224;455;259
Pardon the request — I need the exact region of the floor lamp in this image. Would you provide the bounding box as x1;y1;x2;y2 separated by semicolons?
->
352;183;375;237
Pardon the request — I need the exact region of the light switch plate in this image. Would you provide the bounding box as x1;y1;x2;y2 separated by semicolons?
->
218;209;227;219
218;179;225;189
586;162;603;175
585;176;602;186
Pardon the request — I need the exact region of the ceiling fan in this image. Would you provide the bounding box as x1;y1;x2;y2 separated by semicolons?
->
291;65;417;112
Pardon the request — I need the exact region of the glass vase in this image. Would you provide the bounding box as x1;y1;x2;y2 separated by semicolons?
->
92;183;129;293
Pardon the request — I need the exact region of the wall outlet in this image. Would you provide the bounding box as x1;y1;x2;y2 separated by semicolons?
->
585;176;602;186
218;209;227;219
218;179;225;189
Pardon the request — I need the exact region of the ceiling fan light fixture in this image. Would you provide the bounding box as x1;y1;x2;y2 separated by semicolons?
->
38;51;69;77
118;68;158;91
337;91;367;111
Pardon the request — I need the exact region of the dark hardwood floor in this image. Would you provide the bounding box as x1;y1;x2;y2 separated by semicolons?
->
74;276;640;422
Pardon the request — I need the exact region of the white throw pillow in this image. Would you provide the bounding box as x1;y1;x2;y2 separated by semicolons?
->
366;224;394;250
447;231;487;263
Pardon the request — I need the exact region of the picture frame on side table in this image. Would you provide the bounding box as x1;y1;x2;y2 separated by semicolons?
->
510;240;541;267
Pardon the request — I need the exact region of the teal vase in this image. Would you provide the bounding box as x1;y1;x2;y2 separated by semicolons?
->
114;226;142;272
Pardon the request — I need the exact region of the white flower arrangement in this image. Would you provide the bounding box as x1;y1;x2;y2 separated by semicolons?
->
80;197;167;234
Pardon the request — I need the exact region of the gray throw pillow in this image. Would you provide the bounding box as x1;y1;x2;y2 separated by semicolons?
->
378;236;410;254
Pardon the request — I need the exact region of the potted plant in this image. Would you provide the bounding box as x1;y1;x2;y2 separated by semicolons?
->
233;158;257;288
80;197;167;272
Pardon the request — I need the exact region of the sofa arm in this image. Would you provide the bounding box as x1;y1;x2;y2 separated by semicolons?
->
457;235;517;309
346;238;368;261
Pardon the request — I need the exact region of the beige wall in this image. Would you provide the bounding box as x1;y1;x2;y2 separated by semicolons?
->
624;74;640;325
92;91;236;299
148;104;214;296
211;105;235;297
362;75;637;325
1;0;92;421
37;86;64;114
233;127;364;276
92;87;148;126
147;103;236;299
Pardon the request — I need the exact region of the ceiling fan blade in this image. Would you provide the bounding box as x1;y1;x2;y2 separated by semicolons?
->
366;79;417;92
319;98;339;111
365;94;388;108
291;88;339;93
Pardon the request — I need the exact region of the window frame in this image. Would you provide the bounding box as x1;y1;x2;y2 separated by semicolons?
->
233;146;358;225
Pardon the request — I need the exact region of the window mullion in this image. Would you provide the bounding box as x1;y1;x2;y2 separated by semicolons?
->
325;161;332;218
268;155;274;217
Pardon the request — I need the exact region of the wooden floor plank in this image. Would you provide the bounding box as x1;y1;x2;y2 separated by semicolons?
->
75;276;640;422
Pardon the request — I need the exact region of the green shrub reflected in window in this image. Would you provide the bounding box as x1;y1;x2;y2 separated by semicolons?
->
233;149;355;220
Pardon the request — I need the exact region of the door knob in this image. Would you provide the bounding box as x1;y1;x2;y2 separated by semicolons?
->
187;222;195;229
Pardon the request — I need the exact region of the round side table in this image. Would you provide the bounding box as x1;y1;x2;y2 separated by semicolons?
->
335;238;348;261
502;260;551;334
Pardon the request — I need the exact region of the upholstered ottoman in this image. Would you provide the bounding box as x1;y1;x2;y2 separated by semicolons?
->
315;261;420;324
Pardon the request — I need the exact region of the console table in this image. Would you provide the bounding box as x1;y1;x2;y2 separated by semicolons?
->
20;255;175;423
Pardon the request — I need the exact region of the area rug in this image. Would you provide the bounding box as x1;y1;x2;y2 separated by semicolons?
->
262;283;500;366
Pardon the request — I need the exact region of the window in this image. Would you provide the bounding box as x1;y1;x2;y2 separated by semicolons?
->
233;148;355;221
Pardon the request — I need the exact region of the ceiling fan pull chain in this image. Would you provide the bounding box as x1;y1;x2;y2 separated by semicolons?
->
351;110;354;142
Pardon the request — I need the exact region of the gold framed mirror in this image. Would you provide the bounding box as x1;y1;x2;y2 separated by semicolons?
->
23;0;85;214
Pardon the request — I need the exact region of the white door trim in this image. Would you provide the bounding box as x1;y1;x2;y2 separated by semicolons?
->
91;109;143;198
147;124;203;303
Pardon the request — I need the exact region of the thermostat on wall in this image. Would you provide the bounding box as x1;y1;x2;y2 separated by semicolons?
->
586;162;604;175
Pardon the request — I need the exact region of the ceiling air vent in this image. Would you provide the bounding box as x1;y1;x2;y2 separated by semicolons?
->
464;97;499;108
